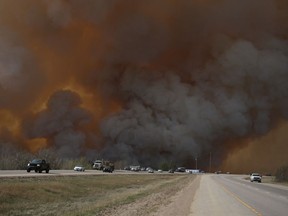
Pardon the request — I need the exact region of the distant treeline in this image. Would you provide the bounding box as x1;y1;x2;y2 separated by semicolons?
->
0;146;93;170
275;165;288;182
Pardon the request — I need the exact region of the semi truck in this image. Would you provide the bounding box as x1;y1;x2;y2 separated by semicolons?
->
92;159;114;172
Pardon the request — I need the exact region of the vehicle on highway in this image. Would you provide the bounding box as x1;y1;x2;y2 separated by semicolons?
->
92;160;114;171
74;165;85;172
148;169;154;173
130;166;140;171
92;160;103;170
103;165;113;173
175;167;186;172
168;169;174;173
250;173;262;182
27;159;50;173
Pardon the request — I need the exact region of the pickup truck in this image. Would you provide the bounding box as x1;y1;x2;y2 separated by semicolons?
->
250;173;262;183
27;159;50;173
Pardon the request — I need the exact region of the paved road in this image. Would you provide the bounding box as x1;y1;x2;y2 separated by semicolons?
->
190;174;288;216
0;169;172;178
0;169;107;177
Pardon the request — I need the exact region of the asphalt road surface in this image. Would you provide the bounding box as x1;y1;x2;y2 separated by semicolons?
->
190;174;288;216
0;169;170;178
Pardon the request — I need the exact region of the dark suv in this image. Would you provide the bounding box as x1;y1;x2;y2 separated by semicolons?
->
103;166;113;173
175;167;186;172
27;159;50;173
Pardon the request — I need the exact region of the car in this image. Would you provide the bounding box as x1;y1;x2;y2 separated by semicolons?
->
74;165;85;172
175;167;186;172
130;166;140;171
168;169;174;173
27;159;50;173
148;169;154;173
103;166;113;173
250;173;262;182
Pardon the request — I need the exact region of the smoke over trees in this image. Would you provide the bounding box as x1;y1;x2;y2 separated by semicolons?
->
0;0;287;172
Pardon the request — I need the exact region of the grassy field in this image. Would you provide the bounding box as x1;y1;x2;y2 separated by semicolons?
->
0;174;194;216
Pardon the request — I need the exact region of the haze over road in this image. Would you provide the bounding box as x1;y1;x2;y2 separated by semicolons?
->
190;174;288;216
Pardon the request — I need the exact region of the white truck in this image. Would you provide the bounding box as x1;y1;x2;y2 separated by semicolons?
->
250;173;262;183
92;160;103;170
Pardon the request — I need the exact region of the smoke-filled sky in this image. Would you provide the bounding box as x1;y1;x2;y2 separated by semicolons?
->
0;0;288;172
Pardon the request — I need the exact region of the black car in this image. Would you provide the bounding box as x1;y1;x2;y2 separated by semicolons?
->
175;167;186;172
103;166;113;173
27;159;50;173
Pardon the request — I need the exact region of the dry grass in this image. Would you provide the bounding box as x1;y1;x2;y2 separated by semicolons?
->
0;174;193;216
261;175;288;186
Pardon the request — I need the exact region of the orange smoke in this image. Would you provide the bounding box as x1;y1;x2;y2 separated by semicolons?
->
0;0;287;171
222;121;288;174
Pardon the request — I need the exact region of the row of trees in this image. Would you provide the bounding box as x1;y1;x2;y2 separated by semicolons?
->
1;144;288;182
0;145;92;170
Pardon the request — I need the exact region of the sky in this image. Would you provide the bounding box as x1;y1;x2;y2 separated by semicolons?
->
0;0;288;172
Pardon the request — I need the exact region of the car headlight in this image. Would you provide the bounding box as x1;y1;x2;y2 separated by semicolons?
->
37;164;40;166
27;163;30;166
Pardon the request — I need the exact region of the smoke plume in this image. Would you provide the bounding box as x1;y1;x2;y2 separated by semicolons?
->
0;0;287;172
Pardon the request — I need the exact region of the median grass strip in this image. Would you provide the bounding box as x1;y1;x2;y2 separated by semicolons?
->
0;174;193;216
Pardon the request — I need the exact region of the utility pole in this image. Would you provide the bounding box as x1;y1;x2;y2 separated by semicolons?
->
209;152;212;173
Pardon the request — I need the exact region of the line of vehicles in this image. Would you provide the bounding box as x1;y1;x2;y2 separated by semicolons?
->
25;158;263;184
25;159;191;174
26;158;115;173
25;159;202;174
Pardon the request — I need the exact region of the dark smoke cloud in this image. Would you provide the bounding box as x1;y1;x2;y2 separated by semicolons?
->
23;90;92;158
0;0;287;170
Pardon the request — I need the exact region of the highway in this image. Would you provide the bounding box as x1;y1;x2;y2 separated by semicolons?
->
0;169;144;178
0;169;172;178
190;174;288;216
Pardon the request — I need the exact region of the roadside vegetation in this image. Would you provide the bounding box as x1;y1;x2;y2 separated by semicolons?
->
0;146;94;170
275;165;288;183
0;146;173;171
0;174;194;216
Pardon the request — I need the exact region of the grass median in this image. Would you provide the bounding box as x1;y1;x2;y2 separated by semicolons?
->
0;174;194;216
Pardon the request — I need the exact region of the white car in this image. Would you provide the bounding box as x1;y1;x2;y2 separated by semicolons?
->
74;165;85;172
148;169;154;173
250;173;262;182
